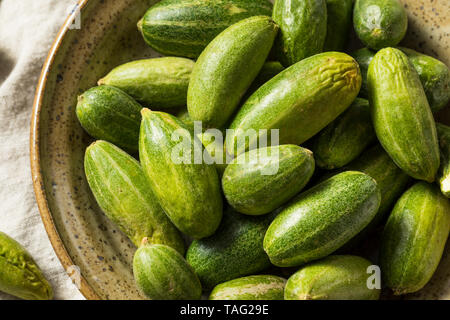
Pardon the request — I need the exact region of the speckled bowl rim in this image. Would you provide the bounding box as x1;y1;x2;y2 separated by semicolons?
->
30;0;99;300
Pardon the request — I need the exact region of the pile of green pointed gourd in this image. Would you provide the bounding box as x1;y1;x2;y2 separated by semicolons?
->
72;0;450;301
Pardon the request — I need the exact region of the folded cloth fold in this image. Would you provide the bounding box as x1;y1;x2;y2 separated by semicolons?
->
0;0;84;300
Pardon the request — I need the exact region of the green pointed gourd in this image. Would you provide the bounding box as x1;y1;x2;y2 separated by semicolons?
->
133;242;202;300
285;255;380;300
222;145;315;215
368;47;440;182
380;182;450;295
139;109;223;239
187;15;279;129
210;275;286;300
98;57;195;110
76;85;143;152
264;171;380;267
138;0;274;58
0;232;53;300
84;140;185;253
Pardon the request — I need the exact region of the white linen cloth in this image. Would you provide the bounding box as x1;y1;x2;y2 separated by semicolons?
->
0;0;84;300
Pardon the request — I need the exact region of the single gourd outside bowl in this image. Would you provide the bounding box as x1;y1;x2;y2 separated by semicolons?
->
30;0;450;300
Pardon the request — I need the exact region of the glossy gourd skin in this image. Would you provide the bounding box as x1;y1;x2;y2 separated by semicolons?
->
138;0;273;58
226;52;361;157
210;275;286;300
272;0;327;66
133;243;202;300
380;182;450;295
188;16;279;129
84;140;185;253
285;255;380;300
222;145;315;215
98;57;195;110
264;171;381;267
367;47;440;182
139;109;223;239
353;0;407;50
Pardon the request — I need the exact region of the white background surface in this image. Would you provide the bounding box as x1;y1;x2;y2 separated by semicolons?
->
0;0;84;300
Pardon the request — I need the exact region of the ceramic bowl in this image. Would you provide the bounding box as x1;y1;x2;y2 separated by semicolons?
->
31;0;450;300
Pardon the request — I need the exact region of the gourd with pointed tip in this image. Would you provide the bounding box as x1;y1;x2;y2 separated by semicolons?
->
380;182;450;295
0;231;53;300
285;255;380;300
84;140;185;253
139;109;223;239
367;47;440;182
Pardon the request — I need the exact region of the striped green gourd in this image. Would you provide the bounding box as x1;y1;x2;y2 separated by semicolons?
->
187;15;279;129
311;98;376;170
226;52;361;157
138;0;273;58
368;47;440;182
84;140;185;253
139;109;223;239
76;85;142;152
323;0;353;51
210;275;286;300
264;171;380;267
380;182;450;295
285;255;380;300
98;57;195;110
272;0;327;66
0;231;53;300
133;243;202;300
186;208;276;290
437;123;450;197
222;145;315;215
